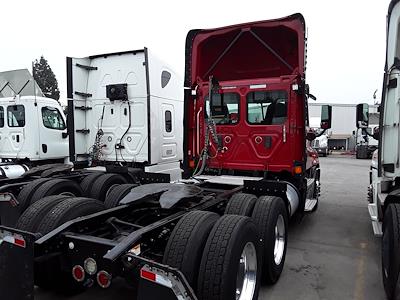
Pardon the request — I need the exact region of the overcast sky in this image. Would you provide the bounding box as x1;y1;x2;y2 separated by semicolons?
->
0;0;389;105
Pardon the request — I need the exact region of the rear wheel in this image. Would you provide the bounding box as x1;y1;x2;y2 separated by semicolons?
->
382;203;400;300
90;174;128;202
104;184;138;209
163;211;219;289
17;178;51;213
225;193;257;216
197;215;260;300
35;197;105;294
15;195;71;233
29;179;83;205
251;195;288;284
80;172;104;196
35;198;104;295
37;197;105;235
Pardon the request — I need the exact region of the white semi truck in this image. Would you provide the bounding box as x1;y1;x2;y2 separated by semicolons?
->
0;69;69;178
0;48;184;227
366;1;400;299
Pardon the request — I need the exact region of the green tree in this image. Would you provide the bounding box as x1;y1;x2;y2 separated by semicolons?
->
32;56;60;100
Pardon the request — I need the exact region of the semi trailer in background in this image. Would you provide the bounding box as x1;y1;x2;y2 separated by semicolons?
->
0;14;330;300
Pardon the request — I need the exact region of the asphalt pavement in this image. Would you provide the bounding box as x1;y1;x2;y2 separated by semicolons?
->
37;155;385;300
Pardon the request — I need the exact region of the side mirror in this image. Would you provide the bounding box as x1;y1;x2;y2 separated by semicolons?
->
356;103;369;128
62;132;68;139
306;131;316;141
373;126;379;140
320;105;332;130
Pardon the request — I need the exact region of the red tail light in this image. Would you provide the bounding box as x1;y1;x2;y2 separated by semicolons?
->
72;265;85;282
97;271;112;288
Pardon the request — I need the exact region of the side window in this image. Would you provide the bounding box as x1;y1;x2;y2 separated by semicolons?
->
7;105;25;127
41;106;66;130
161;71;171;88
205;92;240;125
0;107;3;128
165;110;172;132
247;90;288;125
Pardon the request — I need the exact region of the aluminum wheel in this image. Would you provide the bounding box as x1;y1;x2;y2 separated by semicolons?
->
236;242;257;300
274;214;286;265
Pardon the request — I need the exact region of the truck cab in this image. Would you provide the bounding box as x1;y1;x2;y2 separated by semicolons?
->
183;14;331;213
67;49;183;181
365;1;400;299
0;69;68;178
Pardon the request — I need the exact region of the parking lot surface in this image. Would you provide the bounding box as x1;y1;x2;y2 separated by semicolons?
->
37;156;385;300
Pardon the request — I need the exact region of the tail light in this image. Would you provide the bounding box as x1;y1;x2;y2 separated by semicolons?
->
97;271;112;288
72;265;85;282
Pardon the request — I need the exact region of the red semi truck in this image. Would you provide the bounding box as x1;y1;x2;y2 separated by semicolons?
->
0;14;330;300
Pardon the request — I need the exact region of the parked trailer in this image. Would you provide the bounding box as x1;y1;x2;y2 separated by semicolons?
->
0;49;183;227
366;1;400;299
0;14;331;300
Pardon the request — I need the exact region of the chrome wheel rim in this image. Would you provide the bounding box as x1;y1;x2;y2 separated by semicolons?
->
236;242;257;300
274;215;286;265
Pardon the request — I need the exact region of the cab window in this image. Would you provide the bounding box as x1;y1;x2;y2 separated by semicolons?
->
205;92;240;125
7;105;25;127
247;90;288;125
41;106;66;130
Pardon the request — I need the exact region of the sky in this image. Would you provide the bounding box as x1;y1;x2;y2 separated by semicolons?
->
0;0;389;105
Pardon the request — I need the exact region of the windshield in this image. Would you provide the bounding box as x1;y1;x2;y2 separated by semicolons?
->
247;90;288;125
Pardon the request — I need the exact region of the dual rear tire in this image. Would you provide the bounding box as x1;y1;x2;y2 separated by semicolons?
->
225;193;289;284
163;211;260;300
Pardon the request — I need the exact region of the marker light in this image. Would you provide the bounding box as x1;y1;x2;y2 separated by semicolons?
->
84;258;97;275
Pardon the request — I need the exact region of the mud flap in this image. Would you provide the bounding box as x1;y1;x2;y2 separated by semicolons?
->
0;226;35;300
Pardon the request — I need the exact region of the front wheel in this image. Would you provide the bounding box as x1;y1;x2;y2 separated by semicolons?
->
382;203;400;300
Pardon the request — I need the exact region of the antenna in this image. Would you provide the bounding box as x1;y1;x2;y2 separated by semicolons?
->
32;61;37;105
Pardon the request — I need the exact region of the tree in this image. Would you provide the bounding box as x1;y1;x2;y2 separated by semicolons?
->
32;56;60;101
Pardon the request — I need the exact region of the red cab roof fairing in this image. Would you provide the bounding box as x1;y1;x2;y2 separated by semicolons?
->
184;13;306;88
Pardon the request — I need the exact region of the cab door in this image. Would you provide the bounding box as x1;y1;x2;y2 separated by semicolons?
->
38;104;68;159
3;105;26;157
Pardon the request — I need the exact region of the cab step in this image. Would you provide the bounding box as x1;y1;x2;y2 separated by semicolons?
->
304;198;318;212
368;203;382;236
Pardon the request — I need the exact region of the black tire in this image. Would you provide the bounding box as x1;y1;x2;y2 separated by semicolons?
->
382;203;400;300
15;195;71;233
104;183;138;209
198;215;260;300
37;197;105;235
80;172;104;196
90;174;128;202
225;193;257;216
17;178;51;213
29;179;83;205
252;195;288;284
34;197;104;294
163;211;219;290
